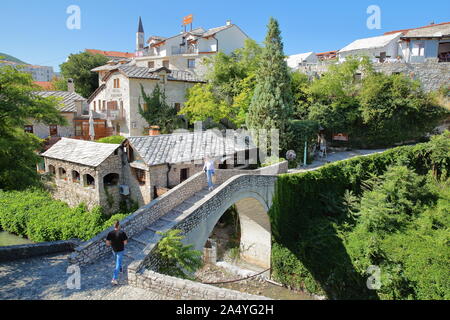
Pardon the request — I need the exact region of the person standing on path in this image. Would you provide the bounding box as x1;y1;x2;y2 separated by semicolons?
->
106;221;128;285
203;155;216;191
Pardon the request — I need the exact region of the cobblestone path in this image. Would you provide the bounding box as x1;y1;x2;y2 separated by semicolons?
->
0;253;172;300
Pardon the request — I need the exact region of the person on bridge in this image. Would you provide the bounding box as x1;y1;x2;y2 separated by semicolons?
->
106;221;128;285
203;155;216;191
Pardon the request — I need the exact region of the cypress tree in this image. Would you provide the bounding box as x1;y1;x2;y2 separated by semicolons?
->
246;17;293;150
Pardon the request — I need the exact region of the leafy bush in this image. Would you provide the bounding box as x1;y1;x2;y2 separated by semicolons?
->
96;135;125;144
0;188;133;242
269;133;450;299
261;156;286;167
154;229;203;279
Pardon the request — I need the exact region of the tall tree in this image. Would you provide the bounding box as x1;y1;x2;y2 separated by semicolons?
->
0;66;66;190
138;84;183;134
246;18;293;149
59;52;108;98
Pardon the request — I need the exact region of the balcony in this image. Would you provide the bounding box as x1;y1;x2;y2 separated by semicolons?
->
171;46;198;55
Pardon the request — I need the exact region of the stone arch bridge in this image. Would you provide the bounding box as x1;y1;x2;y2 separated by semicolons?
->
69;162;287;278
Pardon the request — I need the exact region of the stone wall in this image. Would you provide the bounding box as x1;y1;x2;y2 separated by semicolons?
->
44;158;101;210
68;161;288;266
139;174;278;271
44;149;124;215
127;261;270;300
297;60;449;92
373;60;449;92
0;240;80;262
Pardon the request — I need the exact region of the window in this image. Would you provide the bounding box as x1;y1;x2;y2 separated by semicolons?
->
412;42;425;56
134;168;146;185
58;167;67;180
84;174;95;188
24;125;33;134
187;59;195;69
48;165;56;175
49;125;58;137
93;101;96;111
180;168;189;183
107;101;118;111
354;73;362;82
102;100;106;111
142;103;148;111
113;78;120;88
103;173;120;186
72;171;80;183
174;103;181;113
162;60;169;68
148;61;155;68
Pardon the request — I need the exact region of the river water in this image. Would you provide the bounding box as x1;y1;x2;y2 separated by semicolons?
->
0;231;33;246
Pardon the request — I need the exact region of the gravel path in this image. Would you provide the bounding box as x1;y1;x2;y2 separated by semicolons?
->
0;253;172;300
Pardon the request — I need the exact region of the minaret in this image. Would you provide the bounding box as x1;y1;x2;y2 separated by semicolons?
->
136;16;145;52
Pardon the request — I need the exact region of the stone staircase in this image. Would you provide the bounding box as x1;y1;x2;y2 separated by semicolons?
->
123;187;212;260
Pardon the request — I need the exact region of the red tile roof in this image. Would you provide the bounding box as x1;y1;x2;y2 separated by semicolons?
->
316;51;337;56
384;21;450;35
33;81;54;90
85;49;135;59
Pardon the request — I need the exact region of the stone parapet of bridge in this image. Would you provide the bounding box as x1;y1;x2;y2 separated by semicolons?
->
68;161;288;266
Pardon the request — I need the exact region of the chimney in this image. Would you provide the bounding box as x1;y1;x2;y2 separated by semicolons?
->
75;100;83;116
67;78;75;93
226;20;232;26
149;125;160;136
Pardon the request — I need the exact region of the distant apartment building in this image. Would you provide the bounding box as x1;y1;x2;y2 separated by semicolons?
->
133;17;249;77
0;60;54;81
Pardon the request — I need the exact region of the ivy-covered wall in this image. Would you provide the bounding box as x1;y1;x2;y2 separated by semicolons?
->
269;136;450;299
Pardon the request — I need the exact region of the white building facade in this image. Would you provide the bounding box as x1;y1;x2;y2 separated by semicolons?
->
134;18;249;77
89;63;204;137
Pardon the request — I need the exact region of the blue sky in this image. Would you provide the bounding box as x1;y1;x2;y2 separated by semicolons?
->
1;0;449;71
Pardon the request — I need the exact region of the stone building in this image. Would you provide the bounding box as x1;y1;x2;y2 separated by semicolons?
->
30;80;113;142
41;138;124;214
123;130;257;205
88;62;204;137
41;130;257;212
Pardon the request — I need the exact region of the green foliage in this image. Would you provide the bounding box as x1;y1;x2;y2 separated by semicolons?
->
155;229;203;279
0;188;134;242
181;83;230;124
261;156;286;167
50;76;68;91
182;39;262;128
270;134;450;299
287;120;320;159
96;135;126;144
0;66;66;190
246;18;293;149
59;52;109;98
291;71;312;119
304;57;448;148
138;84;183;134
